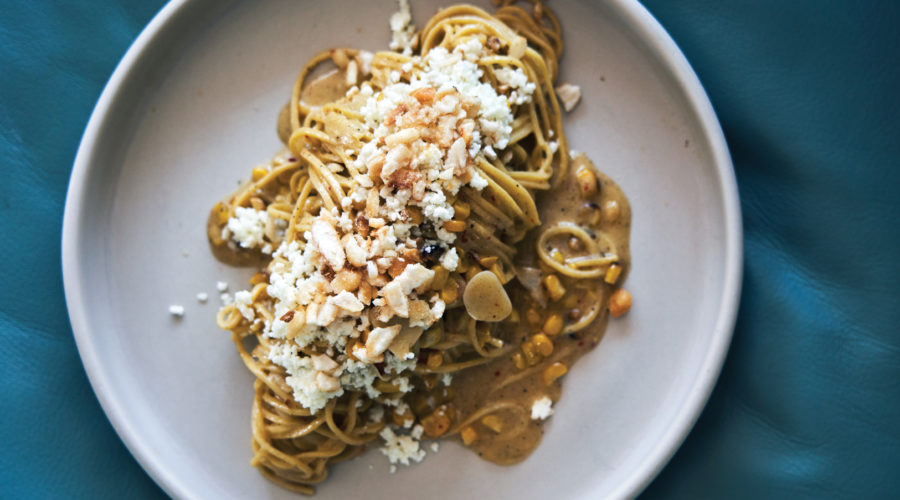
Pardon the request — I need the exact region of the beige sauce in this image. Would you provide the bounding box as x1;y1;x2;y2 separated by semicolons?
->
431;155;632;463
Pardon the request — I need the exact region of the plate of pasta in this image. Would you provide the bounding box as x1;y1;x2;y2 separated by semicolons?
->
62;0;742;499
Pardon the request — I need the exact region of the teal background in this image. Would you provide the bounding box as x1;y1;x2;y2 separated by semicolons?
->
1;0;898;498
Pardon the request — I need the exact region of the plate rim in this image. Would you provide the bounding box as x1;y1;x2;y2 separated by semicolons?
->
61;1;743;498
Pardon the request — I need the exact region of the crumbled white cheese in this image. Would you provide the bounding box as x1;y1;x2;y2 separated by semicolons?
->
531;396;554;420
226;207;268;249
196;292;208;303
219;293;233;305
379;426;426;466
430;442;440;453
216;281;228;292
556;83;582;112
440;247;459;271
389;0;416;56
233;290;255;321
168;305;185;317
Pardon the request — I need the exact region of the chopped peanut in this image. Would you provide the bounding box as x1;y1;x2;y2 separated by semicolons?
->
542;275;566;302
407;206;424;225
481;415;503;433
460;426;478;446
609;288;632;318
532;333;554;356
249;272;268;285
543;362;568;385
542;313;564;336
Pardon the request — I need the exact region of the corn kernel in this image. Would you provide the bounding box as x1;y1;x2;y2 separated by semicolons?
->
532;333;554;356
481;415;503;433
460;426;478;446
543;362;568;385
441;281;459;303
609;288;633;318
443;220;467;232
605;264;622;285
542;275;566;302
478;255;499;268
427;351;444;369
249;272;268;285
522;341;541;366
550;248;565;263
526;308;541;325
465;267;480;282
214;203;230;224
512;352;527;370
453;201;471;220
431;266;449;290
251;167;268;181
576;166;598;197
543;314;564;336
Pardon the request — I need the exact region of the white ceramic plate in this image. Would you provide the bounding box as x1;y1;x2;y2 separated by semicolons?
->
62;0;741;498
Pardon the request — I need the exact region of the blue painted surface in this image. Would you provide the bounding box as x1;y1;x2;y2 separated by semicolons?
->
1;1;897;498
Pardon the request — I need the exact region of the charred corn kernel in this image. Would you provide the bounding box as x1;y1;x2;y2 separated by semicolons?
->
214;203;230;224
543;313;564;336
408;206;424;225
481;415;503;433
427;351;444;369
443;220;467;233
532;333;554;356
249;272;268;285
453;201;471;220
456;256;470;273
465;267;480;282
605;264;623;285
526;308;541;325
543;362;568;385
422;406;453;438
431;266;449;290
512;352;527;370
550;248;565;263
460;426;478;446
609;288;633;318
478;255;499;268
602;200;620;223
441;281;459;303
542;275;566;302
251;167;268;181
576;166;598;197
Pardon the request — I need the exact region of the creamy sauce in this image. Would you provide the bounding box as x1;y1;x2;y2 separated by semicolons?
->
210;72;632;463
431;155;632;463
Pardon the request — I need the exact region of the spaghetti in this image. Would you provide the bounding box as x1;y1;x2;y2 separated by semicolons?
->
208;1;632;494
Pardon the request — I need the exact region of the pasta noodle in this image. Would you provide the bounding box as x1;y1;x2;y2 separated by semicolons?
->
206;1;632;494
